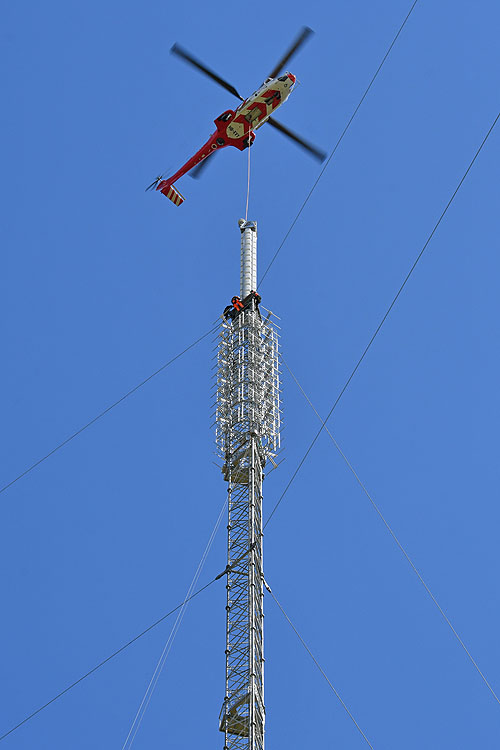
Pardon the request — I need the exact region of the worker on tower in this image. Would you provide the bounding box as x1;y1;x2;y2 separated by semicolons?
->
233;295;244;312
223;291;262;320
244;290;262;320
223;296;244;320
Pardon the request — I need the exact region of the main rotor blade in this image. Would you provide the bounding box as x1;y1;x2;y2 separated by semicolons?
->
266;117;327;162
267;27;314;79
171;44;244;101
189;154;214;179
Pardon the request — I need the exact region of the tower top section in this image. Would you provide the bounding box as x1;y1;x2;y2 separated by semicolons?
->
238;219;257;299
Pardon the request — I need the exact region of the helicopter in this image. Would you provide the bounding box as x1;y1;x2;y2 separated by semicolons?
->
147;27;326;206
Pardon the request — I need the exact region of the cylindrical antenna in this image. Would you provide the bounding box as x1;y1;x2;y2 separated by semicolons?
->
238;219;257;298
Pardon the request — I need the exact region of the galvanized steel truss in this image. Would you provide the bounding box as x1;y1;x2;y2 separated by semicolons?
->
215;302;281;750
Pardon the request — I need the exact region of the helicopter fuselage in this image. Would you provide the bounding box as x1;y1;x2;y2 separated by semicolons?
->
156;73;296;204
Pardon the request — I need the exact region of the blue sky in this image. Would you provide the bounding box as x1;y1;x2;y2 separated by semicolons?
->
2;0;500;747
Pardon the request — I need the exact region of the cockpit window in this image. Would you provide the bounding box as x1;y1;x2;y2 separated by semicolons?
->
278;75;289;82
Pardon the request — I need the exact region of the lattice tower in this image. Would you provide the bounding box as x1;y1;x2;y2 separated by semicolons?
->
214;219;281;750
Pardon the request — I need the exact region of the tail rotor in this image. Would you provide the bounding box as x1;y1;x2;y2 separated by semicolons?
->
145;175;164;192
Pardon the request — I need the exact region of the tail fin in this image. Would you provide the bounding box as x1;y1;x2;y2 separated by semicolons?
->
158;182;185;206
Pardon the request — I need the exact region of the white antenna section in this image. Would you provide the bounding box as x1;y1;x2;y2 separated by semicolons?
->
238;219;257;298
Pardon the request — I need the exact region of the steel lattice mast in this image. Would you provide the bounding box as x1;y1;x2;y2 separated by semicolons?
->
215;219;281;750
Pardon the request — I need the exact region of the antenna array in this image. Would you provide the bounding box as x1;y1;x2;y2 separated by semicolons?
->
214;221;281;750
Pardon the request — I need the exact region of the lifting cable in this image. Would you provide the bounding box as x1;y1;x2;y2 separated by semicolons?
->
282;358;500;708
121;497;227;749
245;122;252;221
264;104;500;531
265;581;374;749
0;322;220;499
257;0;420;289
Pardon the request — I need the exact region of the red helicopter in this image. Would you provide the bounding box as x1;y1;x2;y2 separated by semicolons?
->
147;28;326;206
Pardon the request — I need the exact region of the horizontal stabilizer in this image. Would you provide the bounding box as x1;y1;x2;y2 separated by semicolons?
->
158;182;185;206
